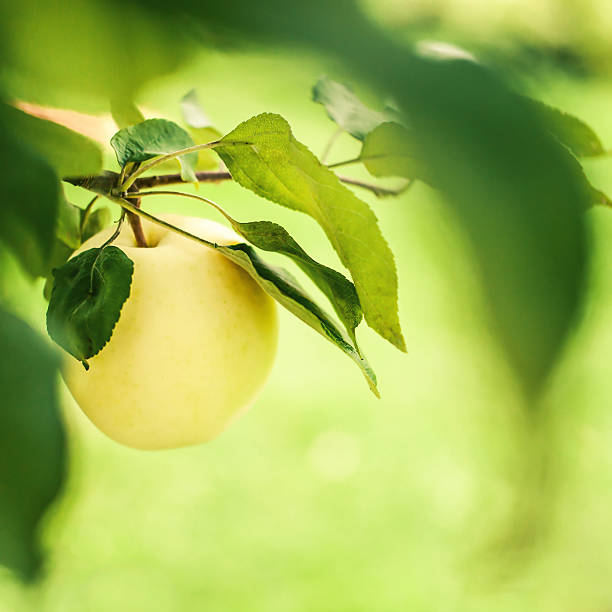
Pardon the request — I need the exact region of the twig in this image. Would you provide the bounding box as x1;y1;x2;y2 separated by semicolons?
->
63;169;410;203
337;176;413;198
136;170;232;189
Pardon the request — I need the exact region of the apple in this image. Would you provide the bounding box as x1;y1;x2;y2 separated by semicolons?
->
61;214;278;450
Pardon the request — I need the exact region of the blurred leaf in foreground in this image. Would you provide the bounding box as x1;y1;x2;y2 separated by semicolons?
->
0;102;60;278
0;307;65;581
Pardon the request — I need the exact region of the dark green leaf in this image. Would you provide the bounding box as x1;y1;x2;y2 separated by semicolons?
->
0;103;60;278
110;119;198;182
4;105;102;177
217;243;378;396
213;209;362;344
0;307;65;580
180;90;222;171
110;98;145;129
46;246;134;367
312;76;392;141
526;97;605;157
43;202;113;300
81;206;112;243
216;113;405;352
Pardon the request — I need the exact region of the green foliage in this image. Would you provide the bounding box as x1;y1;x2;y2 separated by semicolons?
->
218;243;378;395
216;113;406;351
0;307;65;580
312;76;393;140
3;106;102;177
110;99;145;129
111;119;198;182
46;246;134;368
0;104;60;278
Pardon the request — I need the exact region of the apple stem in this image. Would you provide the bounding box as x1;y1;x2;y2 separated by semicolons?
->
126;185;148;248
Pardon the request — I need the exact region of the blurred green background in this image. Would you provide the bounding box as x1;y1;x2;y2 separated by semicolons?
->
3;1;612;610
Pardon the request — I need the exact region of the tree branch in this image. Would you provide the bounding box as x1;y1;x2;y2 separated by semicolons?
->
136;170;232;189
63;170;409;202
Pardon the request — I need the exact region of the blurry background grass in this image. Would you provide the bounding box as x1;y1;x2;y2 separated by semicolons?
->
3;3;612;609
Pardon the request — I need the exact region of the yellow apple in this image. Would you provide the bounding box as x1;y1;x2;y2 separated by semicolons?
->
61;214;278;450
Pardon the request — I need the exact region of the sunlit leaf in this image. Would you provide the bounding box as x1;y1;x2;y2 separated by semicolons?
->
0;307;65;580
111;119;197;182
216;113;405;351
46;246;134;368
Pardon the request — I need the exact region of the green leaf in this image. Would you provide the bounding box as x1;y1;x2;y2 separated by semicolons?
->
110;119;198;182
46;246;134;368
4;105;102;177
43;202;113;300
180;90;222;171
217;243;378;396
526;97;605;157
312;76;393;141
110;98;145;129
359;122;425;180
0;307;65;580
55;195;82;251
591;185;612;207
216;113;405;352
0;103;60;278
81;206;112;243
181;89;212;128
210;207;362;344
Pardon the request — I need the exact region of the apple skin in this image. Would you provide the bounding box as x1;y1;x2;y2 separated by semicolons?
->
62;214;278;450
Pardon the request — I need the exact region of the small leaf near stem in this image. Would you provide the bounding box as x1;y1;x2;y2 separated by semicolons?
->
120;140;252;191
79;195;99;237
